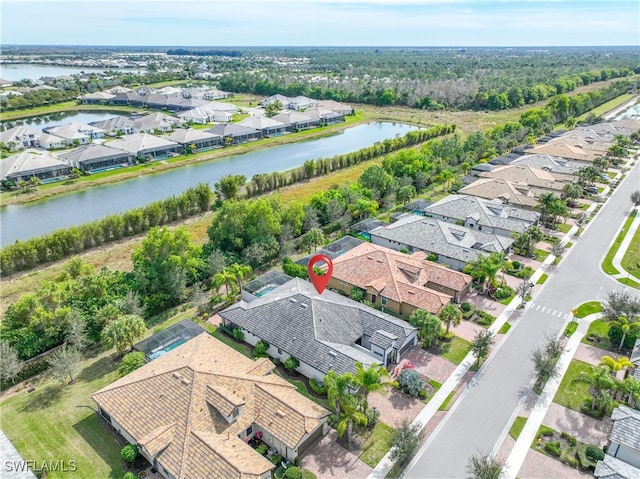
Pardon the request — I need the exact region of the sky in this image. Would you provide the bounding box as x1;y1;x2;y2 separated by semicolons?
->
1;0;639;47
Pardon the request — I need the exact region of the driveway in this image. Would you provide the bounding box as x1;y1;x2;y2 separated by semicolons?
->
368;388;424;427
300;429;372;479
518;447;593;479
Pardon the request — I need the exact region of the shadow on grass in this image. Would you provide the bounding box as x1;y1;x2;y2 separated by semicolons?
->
20;383;64;413
77;354;119;383
73;414;124;479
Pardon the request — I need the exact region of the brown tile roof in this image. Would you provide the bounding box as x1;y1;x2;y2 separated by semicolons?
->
459;178;539;207
93;333;329;479
525;142;601;162
332;243;471;313
479;165;574;191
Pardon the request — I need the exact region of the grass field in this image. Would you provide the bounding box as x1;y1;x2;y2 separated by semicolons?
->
581;320;610;350
536;274;548;285
440;336;472;365
574;301;603;319
509;416;528;440
498;322;511;335
360;423;394;468
0;351;124;479
621;221;640;280
602;210;637;275
553;360;592;412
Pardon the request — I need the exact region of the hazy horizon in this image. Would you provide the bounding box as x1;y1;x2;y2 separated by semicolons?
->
1;1;638;48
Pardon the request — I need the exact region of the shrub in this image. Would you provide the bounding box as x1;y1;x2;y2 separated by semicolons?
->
284;356;299;373
309;378;327;396
540;428;554;437
560;450;578;467
561;431;577;446
256;443;268;455
232;327;245;342
493;287;513;300
123;473;137;479
476;310;496;326
253;340;270;358
460;302;472;313
364;406;380;429
270;454;283;465
426;253;438;262
544;441;562;457
511;260;521;270
120;444;138;463
439;331;455;342
400;247;410;254
516;266;534;279
119;351;145;376
398;369;425;398
284;466;301;479
585;444;605;462
577;444;595;470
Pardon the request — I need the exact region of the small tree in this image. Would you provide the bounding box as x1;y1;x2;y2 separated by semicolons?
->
47;343;83;385
439;304;462;334
516;280;533;307
101;314;146;356
389;419;424;467
631;191;640;208
349;287;366;302
466;451;506;479
232;327;245;342
471;330;495;367
66;312;89;351
120;444;138;463
253;340;269;358
550;243;566;264
284;356;300;373
119;351;146;376
0;341;24;385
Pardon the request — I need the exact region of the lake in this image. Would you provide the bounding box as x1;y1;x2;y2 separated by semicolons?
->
1;111;132;132
0;122;417;244
0;64;144;82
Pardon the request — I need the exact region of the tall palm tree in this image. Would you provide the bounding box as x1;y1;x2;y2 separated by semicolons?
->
352;362;397;413
213;270;237;297
439;304;462;334
573;365;616;411
227;263;252;292
611;316;640;350
324;370;356;417
336;395;368;444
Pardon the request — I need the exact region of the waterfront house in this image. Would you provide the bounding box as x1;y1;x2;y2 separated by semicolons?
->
206;123;262;144
1;149;71;185
164;128;222;151
106;133;181;161
57;143;134;172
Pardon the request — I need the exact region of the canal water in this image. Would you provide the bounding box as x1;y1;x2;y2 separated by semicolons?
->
1;111;132;132
0;63;142;82
0;122;417;244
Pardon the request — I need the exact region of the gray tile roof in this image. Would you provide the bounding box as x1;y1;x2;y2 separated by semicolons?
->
219;278;416;377
424;194;540;235
509;154;583;174
630;339;640;366
89;116;134;132
206;123;260;137
594;454;640;479
164;128;221;145
105;133;179;155
57;143;132;165
370;214;513;263
1;149;68;180
610;405;640;451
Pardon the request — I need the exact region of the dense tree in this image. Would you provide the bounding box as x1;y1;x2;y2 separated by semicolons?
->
351;362;397;413
466;451;506;479
389;420;424;467
631;190;640;208
101;314;146;356
471;330;495;367
119;351;146;376
409;309;442;347
214;174;247;200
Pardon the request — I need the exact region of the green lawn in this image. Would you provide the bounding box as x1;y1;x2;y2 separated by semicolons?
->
0;351;124;479
509;416;528;440
440;336;473;365
553;360;593;412
534;249;550;261
618;276;640;289
438;390;456;411
576;94;633;121
498;322;511;335
536;274;548;285
602;210;637;275
574;301;603;318
563;321;579;337
499;292;517;305
581;319;610;349
360;423;394;468
621;222;640;280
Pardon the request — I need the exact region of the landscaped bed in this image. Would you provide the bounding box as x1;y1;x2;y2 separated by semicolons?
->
533;424;603;472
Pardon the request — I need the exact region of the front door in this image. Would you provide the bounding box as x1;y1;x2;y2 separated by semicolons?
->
371;294;377;304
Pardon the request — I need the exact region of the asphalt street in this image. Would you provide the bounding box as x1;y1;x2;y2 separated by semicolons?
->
404;158;640;479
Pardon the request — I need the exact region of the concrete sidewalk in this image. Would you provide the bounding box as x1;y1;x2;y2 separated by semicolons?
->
610;204;640;281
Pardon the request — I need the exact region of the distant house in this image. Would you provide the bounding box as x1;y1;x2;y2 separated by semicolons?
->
316;100;354;116
423;194;540;237
0;126;42;151
525;142;600;163
506;154;582;175
78;91;115;104
206;123;262;144
477;165;575;192
57;143;134;172
164;128;222;150
370;214;513;271
177;107;212;125
106;133;181;160
44;122;105;143
93;333;329;479
89;116;135;136
1;149;71;184
304;105;345;125
272;111;319;131
459;178;540;209
131;112;183;133
237;116;288;137
219;278;418;380
330;242;472;314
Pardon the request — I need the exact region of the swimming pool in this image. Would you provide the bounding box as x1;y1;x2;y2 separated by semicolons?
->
90;165;126;174
149;338;188;360
255;285;278;297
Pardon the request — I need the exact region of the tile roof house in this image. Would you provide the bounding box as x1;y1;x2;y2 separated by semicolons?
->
131;112;184;134
105;133;181;160
206;123;262;145
525;142;601;163
459;178;543;209
219;278;418;380
57;143;134;172
93;333;329;479
1;149;71;184
43;122;105;143
237;116;288;137
477;165;575;192
89;116;135;136
594;454;640;479
329;242;472;314
164;128;222;150
271;111;319;131
0;126;43;151
582;119;640;137
506;154;583;175
631;339;640;382
78;91;116;104
316;100;354;116
370;214;513;271
596;404;640;474
303;105;345;125
423;194;540;237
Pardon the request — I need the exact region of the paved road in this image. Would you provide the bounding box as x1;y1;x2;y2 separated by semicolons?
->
404;159;640;479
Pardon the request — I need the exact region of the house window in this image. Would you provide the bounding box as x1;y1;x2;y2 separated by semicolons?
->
277;348;282;355
381;297;388;306
246;426;253;436
231;408;239;419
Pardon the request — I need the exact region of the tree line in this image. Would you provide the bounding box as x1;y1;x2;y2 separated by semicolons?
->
0;183;213;275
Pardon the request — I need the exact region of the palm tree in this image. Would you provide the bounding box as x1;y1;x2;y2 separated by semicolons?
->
439;304;462;334
351;362;397;413
213;269;237;297
616;376;640;407
227;263;252;292
324;370;356;417
536;192;556;224
336;395;368;444
611;316;640;350
409;309;441;346
599;355;632;375
573;365;616;411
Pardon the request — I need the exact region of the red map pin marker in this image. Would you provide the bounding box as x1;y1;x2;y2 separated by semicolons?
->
307;254;333;294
